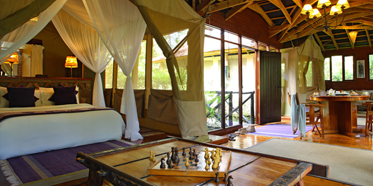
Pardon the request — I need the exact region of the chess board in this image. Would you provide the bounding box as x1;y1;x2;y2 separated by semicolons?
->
147;148;232;177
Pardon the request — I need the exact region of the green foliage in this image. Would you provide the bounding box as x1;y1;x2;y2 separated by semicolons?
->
331;56;342;82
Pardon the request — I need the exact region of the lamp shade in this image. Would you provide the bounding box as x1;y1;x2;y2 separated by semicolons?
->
349;31;358;45
337;0;349;9
5;53;19;64
317;0;331;8
301;4;314;15
309;9;322;18
330;5;342;15
65;56;78;68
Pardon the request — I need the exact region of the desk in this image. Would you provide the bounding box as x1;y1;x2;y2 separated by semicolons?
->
311;95;369;137
77;138;315;186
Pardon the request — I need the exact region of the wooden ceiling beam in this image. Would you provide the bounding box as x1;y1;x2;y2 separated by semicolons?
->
334;25;373;29
264;5;296;14
225;2;253;21
314;33;325;51
292;0;303;8
277;0;318;41
269;24;291;38
268;0;292;23
282;11;373;43
279;1;370;42
248;3;274;26
366;29;372;47
207;0;252;14
324;29;339;50
196;0;213;12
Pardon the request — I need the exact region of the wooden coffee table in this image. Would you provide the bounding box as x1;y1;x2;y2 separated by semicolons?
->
76;138;320;186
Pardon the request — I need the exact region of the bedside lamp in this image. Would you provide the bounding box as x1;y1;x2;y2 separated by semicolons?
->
65;56;78;77
4;52;19;77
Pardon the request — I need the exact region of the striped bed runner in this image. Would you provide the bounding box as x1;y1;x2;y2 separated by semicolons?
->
0;140;133;186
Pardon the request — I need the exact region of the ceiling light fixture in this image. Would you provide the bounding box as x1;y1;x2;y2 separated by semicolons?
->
301;0;350;31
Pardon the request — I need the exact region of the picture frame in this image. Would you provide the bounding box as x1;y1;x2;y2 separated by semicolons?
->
357;60;365;78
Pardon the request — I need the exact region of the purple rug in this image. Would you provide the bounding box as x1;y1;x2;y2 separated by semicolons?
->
1;140;132;185
249;124;313;138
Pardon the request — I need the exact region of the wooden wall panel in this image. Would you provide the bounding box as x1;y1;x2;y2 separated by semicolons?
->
324;46;373;90
208;9;282;49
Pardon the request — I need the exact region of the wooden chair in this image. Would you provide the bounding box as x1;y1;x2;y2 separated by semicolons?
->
287;92;326;138
363;102;373;136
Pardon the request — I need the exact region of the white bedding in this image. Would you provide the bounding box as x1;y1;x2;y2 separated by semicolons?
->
0;104;125;160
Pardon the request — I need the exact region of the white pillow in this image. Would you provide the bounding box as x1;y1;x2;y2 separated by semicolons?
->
0;86;9;108
39;87;55;106
0;86;43;107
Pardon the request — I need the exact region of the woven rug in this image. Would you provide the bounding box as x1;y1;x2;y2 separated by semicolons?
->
248;124;313;138
0;140;133;186
245;139;373;185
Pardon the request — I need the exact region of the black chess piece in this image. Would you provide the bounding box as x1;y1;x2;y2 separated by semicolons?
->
214;172;219;183
171;147;175;161
175;155;180;165
167;152;170;160
223;173;228;182
167;160;174;169
194;156;199;163
227;175;233;186
160;158;165;168
175;147;179;156
166;153;171;165
182;148;186;156
192;149;196;156
189;147;192;156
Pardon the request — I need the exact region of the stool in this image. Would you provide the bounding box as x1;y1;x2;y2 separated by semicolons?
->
305;103;326;138
363;102;373;136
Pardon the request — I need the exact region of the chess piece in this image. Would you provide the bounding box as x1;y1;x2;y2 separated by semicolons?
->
212;159;219;169
175;147;179;156
175;155;180;165
223;173;228;182
207;158;211;165
185;157;190;167
195;156;199;163
182;148;186;156
166;153;171;165
204;149;209;159
171;147;175;161
167;160;174;169
211;150;215;161
227;175;233;186
149;150;154;161
192;149;196;157
214;172;219;183
204;148;209;159
160;158;165;168
205;163;209;170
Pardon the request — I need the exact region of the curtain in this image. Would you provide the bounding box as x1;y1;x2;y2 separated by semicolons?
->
52;9;111;107
135;0;207;138
0;0;67;64
31;44;44;76
83;0;146;141
0;0;56;39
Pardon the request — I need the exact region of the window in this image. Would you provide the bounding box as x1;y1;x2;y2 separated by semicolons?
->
369;54;373;80
105;59;114;88
224;31;239;44
117;40;147;89
324;57;330;81
331;55;342;82
242;37;255;48
344;56;353;80
305;61;313;87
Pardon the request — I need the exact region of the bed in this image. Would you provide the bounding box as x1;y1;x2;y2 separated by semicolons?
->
0;82;125;160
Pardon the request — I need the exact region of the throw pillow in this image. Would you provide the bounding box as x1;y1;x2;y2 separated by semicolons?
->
50;86;77;105
3;87;37;107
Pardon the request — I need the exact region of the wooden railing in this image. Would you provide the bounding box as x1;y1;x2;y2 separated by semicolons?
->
205;91;255;125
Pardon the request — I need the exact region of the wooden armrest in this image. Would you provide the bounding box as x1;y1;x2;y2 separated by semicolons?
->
362;102;373;105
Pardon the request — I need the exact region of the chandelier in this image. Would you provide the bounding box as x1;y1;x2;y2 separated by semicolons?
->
301;0;350;32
